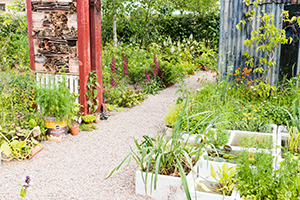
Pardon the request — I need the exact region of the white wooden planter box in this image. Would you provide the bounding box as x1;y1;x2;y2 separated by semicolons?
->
135;168;193;200
275;126;299;167
188;159;238;200
225;124;279;157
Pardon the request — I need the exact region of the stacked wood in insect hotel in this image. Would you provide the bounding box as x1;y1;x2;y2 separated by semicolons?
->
31;0;79;74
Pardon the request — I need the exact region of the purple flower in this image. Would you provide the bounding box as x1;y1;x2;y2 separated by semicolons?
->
246;74;249;77
19;175;34;198
21;175;34;190
110;75;117;88
122;52;129;75
111;54;117;73
145;69;151;84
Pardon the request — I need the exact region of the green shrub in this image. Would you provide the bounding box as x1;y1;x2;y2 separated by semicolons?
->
236;151;300;199
0;1;29;71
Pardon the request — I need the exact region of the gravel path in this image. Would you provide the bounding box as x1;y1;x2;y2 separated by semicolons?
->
0;71;215;200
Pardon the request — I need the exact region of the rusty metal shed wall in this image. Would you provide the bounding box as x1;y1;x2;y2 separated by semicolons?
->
218;0;299;85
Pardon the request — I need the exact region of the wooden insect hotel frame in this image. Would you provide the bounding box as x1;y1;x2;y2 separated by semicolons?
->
26;0;103;115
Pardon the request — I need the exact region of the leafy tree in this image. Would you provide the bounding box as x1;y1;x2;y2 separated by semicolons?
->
102;0;127;47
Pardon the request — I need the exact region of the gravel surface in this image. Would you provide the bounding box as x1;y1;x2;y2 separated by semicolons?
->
0;71;215;200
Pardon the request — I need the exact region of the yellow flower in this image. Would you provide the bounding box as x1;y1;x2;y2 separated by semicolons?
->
250;105;254;108
253;117;257;120
248;117;252;120
248;113;251;116
253;109;257;112
248;122;251;125
243;113;248;117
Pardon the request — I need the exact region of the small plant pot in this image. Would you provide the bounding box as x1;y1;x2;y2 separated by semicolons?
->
70;124;79;135
28;145;43;159
94;114;100;124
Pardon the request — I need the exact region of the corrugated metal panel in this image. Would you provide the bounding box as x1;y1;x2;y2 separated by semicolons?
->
218;0;299;85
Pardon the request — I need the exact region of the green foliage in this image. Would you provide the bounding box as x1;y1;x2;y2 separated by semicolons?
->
205;129;230;148
165;77;299;135
235;151;300;199
0;0;29;71
82;115;97;124
236;1;290;82
239;135;273;149
287;127;300;154
35;78;74;120
160;61;179;86
86;71;101;114
105;86;147;108
102;8;220;49
0;69;47;161
210;163;236;196
105;104;124;112
164;103;185;126
232;105;272;133
0;128;41;161
142;78;163;95
204;148;238;164
79;123;97;132
106;98;218;200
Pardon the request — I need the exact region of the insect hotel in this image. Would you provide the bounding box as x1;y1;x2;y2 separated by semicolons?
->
26;0;103;114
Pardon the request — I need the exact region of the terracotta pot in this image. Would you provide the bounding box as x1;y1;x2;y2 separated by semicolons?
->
28;145;43;159
70;124;80;135
94;114;100;124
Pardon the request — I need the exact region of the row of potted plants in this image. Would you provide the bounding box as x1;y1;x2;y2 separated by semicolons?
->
0;71;106;163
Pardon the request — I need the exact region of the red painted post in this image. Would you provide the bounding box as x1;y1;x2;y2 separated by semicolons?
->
25;0;35;71
77;0;92;115
90;0;103;112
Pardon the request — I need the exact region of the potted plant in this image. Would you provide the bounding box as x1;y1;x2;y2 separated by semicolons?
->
35;78;74;139
68;93;82;135
82;114;97;124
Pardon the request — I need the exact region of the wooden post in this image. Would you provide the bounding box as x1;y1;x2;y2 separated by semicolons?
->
77;0;91;115
90;0;103;113
25;0;35;71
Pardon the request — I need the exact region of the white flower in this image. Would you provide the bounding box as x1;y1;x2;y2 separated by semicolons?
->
171;46;175;53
